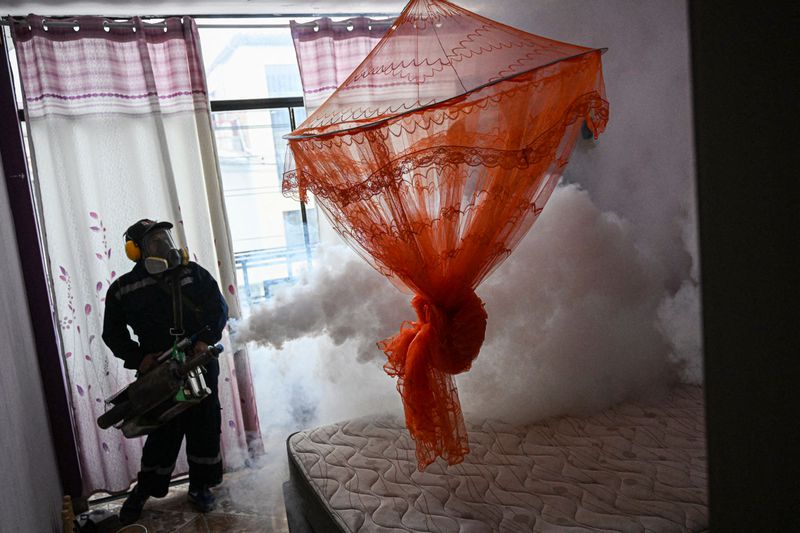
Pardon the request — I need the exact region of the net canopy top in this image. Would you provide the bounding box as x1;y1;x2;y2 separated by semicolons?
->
287;0;602;139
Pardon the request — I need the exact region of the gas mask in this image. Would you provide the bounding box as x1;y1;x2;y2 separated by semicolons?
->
140;228;186;275
124;219;190;275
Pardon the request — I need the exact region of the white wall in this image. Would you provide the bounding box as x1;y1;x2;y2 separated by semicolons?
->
473;0;696;290
0;163;63;532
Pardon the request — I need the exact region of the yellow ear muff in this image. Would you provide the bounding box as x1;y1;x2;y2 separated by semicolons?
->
180;247;189;265
125;240;141;261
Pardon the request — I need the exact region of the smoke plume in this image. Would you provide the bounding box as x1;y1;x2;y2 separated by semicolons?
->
235;183;700;432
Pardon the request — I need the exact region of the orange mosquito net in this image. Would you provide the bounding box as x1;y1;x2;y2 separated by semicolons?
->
283;0;609;469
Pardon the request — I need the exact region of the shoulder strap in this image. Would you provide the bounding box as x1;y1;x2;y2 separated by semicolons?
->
156;269;203;333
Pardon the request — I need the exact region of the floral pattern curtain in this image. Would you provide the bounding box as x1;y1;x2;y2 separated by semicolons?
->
11;15;256;494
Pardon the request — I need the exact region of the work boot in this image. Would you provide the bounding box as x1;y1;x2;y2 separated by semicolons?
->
187;485;216;513
118;486;149;524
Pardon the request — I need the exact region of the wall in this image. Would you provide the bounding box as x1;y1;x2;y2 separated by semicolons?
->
0;162;63;532
473;0;696;290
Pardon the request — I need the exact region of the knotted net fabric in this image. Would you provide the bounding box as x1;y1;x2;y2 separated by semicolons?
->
284;0;609;469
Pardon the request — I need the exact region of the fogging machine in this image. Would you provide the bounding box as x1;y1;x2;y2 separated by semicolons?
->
97;328;223;438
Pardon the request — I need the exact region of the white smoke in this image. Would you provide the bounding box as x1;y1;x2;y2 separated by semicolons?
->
235;245;409;361
460;184;678;423
235;247;407;438
235;183;697;433
656;202;704;384
657;282;702;384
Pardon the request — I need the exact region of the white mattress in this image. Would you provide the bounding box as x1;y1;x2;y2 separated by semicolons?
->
287;386;708;532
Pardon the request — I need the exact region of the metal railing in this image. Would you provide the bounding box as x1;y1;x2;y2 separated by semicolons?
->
234;244;317;304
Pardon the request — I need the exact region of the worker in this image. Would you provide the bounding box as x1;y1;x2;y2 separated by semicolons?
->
102;219;229;524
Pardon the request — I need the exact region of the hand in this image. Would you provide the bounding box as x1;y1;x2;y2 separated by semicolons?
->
138;352;160;375
193;341;209;357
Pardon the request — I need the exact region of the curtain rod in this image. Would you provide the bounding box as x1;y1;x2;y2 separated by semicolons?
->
0;19;267;29
0;19;169;29
0;13;398;28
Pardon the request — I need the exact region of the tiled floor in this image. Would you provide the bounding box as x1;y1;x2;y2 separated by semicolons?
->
87;447;290;533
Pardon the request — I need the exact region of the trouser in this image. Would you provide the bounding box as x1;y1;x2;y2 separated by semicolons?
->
137;359;222;497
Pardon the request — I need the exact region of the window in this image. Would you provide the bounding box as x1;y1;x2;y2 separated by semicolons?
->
265;64;304;98
284;208;320;249
201;23;302;101
199;21;319;309
5;20;322;309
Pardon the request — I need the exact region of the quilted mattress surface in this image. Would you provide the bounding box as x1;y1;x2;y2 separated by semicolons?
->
287;386;707;532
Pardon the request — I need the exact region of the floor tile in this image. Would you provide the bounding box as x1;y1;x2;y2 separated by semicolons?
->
129;508;198;532
175;516;210;532
202;514;282;532
88;455;291;532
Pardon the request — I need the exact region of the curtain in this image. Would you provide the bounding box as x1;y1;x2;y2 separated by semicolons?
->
11;15;257;494
289;19;395;261
290;17;394;116
285;0;608;469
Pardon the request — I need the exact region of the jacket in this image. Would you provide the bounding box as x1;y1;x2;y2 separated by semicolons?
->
102;261;229;370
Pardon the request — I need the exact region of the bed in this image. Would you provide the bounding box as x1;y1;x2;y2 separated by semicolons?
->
283;386;707;532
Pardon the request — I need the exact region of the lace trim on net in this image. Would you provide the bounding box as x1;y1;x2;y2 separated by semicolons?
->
300;51;601;133
342;25;576;87
301;0;598;130
283;91;608;207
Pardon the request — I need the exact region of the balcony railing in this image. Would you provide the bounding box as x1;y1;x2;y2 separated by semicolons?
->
234;244;316;305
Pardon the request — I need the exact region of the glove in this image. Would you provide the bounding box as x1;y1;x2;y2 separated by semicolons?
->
192;341;209;357
138;352;160;375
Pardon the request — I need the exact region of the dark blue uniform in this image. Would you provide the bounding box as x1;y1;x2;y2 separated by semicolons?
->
103;260;229;496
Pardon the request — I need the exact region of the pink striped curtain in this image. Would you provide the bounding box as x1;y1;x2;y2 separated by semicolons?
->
11;15;259;495
290;17;394;114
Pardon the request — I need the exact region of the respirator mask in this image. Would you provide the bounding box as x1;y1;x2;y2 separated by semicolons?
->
124;219;188;275
141;228;185;274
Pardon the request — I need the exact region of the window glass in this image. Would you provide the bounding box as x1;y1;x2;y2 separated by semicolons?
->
293;105;308;127
199;24;302;101
284;208;320;248
212;108;319;308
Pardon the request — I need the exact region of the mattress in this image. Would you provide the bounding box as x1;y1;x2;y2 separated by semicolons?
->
285;386;707;532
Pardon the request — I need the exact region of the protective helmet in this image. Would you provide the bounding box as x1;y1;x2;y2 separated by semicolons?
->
124;219;187;274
